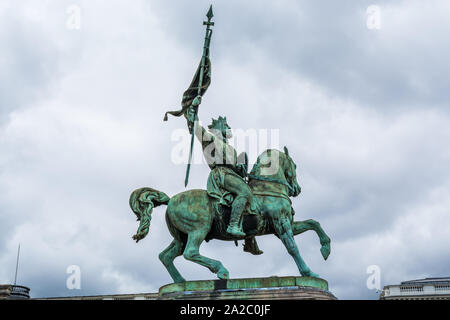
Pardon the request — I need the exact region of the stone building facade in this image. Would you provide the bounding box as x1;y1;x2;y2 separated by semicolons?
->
380;277;450;300
0;285;30;300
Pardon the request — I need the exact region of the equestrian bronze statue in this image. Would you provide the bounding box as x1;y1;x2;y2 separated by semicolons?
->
129;6;331;283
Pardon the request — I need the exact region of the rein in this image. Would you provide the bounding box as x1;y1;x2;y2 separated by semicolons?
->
251;190;292;204
248;174;294;194
248;174;293;203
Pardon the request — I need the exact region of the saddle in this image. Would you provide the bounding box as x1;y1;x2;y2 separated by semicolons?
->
204;200;264;255
205;196;264;242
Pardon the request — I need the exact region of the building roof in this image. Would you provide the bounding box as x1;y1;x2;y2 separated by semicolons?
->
400;277;450;286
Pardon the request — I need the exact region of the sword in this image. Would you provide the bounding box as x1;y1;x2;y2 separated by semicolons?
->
185;5;214;187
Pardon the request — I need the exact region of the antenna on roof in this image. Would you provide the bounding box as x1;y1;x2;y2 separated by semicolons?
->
14;244;20;286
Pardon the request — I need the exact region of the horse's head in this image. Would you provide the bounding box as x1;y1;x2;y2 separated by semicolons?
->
250;147;301;197
282;146;301;197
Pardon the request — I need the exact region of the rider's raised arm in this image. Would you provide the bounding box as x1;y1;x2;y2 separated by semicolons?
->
185;95;214;143
194;119;213;143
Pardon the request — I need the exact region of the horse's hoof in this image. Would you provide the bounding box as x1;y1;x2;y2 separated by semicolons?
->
320;243;330;260
217;267;229;280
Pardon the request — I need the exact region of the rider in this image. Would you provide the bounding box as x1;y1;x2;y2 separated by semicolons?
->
185;96;263;255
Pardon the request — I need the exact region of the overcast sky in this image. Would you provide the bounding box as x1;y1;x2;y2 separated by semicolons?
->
1;0;450;300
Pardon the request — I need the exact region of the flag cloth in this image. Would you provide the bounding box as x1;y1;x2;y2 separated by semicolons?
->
164;56;211;121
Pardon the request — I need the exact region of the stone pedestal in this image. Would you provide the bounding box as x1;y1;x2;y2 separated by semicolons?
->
158;276;337;300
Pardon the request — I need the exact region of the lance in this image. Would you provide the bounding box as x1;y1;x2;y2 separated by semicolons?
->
184;5;214;187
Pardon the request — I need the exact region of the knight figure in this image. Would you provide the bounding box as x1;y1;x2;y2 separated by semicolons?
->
185;96;263;255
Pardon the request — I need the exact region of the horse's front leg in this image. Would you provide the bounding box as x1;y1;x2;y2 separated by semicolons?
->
292;219;331;260
274;217;319;278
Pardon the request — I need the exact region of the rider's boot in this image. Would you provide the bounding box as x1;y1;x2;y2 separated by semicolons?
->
243;237;263;255
227;196;246;237
227;215;245;237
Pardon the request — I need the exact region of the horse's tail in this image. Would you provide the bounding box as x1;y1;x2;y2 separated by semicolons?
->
129;187;170;243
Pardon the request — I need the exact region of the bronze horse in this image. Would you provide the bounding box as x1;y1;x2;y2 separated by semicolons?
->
130;148;331;283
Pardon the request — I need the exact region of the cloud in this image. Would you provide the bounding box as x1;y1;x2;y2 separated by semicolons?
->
0;2;59;122
153;0;450;109
1;0;449;300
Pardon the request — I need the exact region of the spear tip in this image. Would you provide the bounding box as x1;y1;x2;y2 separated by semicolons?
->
206;5;214;20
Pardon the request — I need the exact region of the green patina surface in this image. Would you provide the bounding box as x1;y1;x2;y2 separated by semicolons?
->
129;6;332;285
159;276;328;296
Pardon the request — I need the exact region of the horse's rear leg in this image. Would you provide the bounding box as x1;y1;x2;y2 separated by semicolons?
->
292;219;331;260
159;239;185;283
275;218;319;278
183;231;229;280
